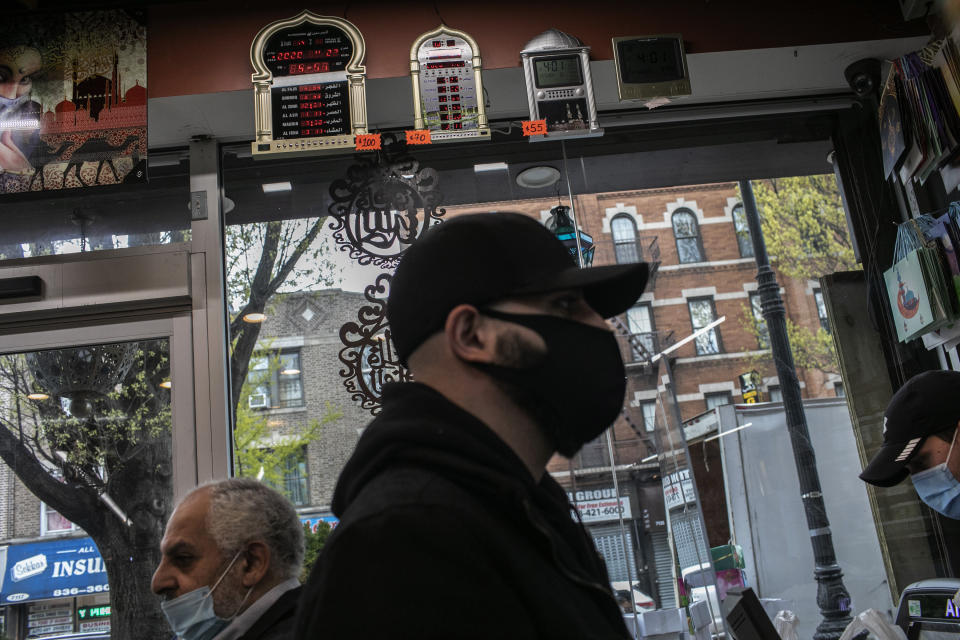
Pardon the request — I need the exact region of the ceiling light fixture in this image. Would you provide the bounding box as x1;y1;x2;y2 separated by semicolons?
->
159;380;172;389
242;312;267;324
474;162;509;173
27;393;49;401
280;368;301;376
261;181;293;193
516;166;560;189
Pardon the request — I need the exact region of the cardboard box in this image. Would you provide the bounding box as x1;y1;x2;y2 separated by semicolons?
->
710;544;745;570
638;608;687;636
688;600;713;630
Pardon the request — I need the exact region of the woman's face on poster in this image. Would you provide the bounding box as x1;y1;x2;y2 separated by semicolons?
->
0;46;42;101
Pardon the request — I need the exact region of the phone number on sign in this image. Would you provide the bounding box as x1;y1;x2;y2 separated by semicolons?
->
53;584;109;597
579;506;625;518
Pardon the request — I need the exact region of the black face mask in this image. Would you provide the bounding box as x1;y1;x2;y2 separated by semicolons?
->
471;309;627;458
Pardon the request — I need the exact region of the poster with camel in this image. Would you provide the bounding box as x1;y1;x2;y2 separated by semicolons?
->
0;9;146;194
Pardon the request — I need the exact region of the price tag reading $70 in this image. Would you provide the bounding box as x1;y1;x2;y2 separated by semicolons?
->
405;129;432;145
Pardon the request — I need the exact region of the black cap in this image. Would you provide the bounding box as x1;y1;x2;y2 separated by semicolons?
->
860;370;960;487
387;212;650;365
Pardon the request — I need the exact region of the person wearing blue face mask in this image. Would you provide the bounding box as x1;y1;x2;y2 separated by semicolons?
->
152;478;304;640
860;370;960;520
0;44;43;177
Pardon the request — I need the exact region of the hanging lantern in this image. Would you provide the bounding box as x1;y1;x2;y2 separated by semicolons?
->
546;204;594;266
27;343;138;416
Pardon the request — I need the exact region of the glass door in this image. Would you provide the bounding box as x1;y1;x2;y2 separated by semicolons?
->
0;317;191;639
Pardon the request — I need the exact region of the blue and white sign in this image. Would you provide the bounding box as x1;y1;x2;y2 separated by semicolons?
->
301;515;338;533
0;537;108;603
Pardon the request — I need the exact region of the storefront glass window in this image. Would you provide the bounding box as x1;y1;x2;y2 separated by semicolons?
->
0;337;172;637
0;151;190;262
219;132;952;633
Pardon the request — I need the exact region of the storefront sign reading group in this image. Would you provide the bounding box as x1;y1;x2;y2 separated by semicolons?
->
567;488;632;523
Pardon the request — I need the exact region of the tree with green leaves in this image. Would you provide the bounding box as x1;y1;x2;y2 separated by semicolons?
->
741;175;860;376
232;348;341;494
0;341;173;640
752;175;858;281
225;218;342;512
301;520;332;582
225;219;337;422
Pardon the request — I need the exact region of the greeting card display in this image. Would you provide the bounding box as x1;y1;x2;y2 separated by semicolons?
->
885;250;937;341
884;215;960;342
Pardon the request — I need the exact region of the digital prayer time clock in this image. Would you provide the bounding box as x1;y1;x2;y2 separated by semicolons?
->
612;34;692;101
250;11;368;157
410;26;490;142
520;29;602;140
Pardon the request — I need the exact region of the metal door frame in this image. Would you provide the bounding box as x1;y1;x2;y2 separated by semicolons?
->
0;315;199;504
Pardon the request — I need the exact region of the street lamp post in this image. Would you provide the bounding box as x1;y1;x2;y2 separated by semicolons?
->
739;180;853;640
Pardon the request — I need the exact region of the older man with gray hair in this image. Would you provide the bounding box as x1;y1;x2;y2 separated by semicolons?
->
152;478;304;640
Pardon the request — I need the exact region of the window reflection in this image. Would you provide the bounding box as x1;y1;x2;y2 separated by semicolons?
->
688;298;721;355
672;209;704;264
0;152;190;262
612;214;640;264
732;203;754;258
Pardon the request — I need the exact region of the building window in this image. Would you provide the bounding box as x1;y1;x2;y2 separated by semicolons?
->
732;203;754;258
749;293;770;349
640;400;657;433
248;350;304;409
705;392;732;411
265;447;309;506
579;432;609;468
626;304;656;360
687;297;722;355
814;289;830;332
281;447;309;506
672;209;704;264
41;502;77;535
611;214;640;264
768;386;783;402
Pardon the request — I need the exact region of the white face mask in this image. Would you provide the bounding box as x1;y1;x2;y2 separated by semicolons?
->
159;550;253;640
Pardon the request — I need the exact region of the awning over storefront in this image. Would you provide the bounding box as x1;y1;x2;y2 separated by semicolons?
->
0;537;108;604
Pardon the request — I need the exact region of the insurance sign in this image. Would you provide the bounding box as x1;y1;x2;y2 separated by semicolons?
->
0;537;108;603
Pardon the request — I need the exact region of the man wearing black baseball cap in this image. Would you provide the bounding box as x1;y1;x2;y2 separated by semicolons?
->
295;212;648;638
860;370;960;519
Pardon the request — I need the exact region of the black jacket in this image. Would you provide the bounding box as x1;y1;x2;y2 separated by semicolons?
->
238;585;301;640
294;382;630;639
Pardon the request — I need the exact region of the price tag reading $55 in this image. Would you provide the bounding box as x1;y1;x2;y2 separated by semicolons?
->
522;120;547;136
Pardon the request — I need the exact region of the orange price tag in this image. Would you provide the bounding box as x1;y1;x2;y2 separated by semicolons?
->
355;133;381;151
522;119;547;136
405;129;432;145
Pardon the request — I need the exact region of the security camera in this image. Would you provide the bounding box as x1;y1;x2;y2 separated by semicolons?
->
844;58;881;98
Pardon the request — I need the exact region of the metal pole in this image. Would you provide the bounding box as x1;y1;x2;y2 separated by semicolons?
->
739;180;853;640
561;141;586;263
559;141;639;637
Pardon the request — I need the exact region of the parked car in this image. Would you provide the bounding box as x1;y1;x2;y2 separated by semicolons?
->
682;563;725;635
610;580;657;612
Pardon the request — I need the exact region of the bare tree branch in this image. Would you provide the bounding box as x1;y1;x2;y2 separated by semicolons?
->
0;423;104;535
